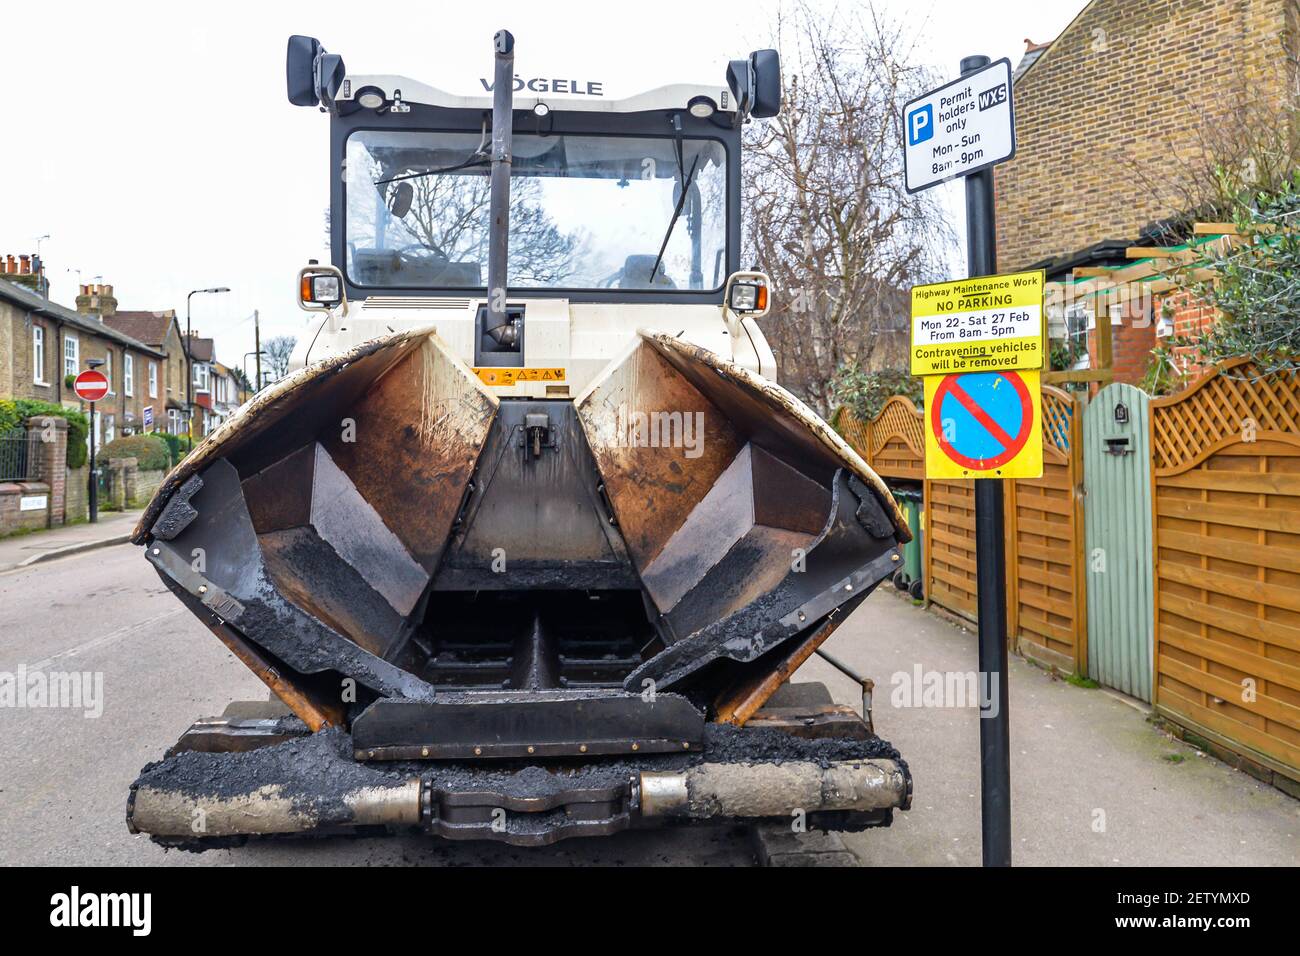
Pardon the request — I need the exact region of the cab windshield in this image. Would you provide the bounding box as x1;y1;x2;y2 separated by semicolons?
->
345;129;728;292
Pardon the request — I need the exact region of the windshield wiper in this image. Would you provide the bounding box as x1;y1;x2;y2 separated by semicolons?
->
647;154;700;284
375;151;489;185
375;121;491;185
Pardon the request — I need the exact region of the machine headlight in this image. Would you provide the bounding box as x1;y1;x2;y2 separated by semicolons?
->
311;275;341;303
729;281;766;313
688;96;716;118
357;87;386;109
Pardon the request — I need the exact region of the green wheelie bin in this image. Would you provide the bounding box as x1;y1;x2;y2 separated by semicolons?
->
890;487;924;600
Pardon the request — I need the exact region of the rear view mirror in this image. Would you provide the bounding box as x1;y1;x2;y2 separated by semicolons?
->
726;50;781;121
317;52;347;107
388;181;414;219
726;59;751;116
749;49;781;118
286;35;322;106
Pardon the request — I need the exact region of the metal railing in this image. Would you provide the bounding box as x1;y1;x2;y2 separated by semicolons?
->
0;427;30;481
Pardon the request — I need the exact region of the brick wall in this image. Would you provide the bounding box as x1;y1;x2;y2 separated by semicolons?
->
65;466;88;523
1087;297;1160;385
135;468;166;506
1;301;61;404
1156;287;1220;377
26;416;67;527
0;481;52;535
995;0;1300;270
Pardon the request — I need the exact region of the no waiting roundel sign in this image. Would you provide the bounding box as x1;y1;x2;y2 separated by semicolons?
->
924;370;1043;479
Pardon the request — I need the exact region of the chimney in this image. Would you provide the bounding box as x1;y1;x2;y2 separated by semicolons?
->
1;252;48;294
75;280;118;319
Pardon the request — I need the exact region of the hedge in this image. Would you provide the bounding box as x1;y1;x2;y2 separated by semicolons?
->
0;398;90;469
158;432;193;466
101;433;171;471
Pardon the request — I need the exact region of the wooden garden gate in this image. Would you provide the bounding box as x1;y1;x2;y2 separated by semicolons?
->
1083;383;1154;701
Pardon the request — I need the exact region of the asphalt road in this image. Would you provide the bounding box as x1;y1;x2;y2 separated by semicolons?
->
0;544;755;866
2;542;1297;866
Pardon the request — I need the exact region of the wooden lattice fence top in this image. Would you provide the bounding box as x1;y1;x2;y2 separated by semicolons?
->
1151;357;1300;475
869;395;925;462
1041;385;1075;462
832;406;871;459
831;396;925;479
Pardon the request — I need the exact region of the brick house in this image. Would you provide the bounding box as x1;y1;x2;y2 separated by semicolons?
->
185;334;214;436
994;0;1300;384
102;308;190;435
0;263;165;445
210;358;248;426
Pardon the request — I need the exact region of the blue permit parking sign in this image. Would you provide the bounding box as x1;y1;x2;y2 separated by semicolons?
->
902;57;1016;194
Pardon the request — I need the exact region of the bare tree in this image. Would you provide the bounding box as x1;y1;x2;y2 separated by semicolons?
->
263;335;297;382
373;172;580;284
745;2;955;415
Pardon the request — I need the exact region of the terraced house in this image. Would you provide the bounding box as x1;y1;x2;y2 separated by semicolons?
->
101;306;190;435
0;258;164;445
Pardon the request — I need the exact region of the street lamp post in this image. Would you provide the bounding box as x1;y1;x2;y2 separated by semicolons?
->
186;287;230;440
243;351;267;396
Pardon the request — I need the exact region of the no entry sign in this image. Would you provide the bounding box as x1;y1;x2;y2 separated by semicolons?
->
73;369;109;402
924;369;1043;479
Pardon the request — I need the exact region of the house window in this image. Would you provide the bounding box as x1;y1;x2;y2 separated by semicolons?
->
194;362;210;391
33;325;47;384
104;350;114;394
148;362;158;398
167;408;182;434
104;414;116;444
1065;304;1091;369
64;335;79;378
124;354;135;397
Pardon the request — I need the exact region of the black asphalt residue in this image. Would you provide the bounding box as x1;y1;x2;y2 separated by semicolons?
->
136;723;906;807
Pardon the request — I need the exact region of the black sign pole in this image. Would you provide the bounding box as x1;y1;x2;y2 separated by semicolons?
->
88;399;98;524
961;53;1012;867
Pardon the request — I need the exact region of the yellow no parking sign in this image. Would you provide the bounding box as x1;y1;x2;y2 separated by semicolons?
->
912;270;1046;481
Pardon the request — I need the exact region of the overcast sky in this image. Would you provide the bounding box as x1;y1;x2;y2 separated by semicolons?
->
0;0;1083;369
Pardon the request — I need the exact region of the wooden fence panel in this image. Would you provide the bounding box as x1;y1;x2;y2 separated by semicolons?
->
1151;359;1300;782
1006;386;1086;672
924;478;978;622
832;399;924;482
831;407;872;467
867;397;925;482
